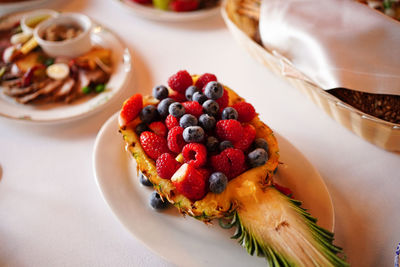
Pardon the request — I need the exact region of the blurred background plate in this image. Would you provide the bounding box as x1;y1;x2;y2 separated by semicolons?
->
0;0;53;17
112;0;220;22
0;14;132;124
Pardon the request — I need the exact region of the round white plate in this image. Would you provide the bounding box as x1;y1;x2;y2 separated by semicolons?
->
0;16;132;123
113;0;220;22
0;0;51;17
93;113;335;267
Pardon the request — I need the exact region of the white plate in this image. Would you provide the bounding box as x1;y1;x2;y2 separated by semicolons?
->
93;113;335;267
113;0;220;22
0;0;51;17
0;17;132;124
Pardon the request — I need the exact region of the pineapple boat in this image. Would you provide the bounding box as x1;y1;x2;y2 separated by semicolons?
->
119;70;348;266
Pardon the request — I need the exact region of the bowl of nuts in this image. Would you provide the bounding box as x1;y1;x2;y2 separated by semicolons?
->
34;12;93;58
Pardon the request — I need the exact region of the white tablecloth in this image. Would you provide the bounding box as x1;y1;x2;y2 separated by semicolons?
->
0;0;399;266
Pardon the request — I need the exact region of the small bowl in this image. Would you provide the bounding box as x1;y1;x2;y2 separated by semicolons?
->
34;13;93;58
20;9;59;35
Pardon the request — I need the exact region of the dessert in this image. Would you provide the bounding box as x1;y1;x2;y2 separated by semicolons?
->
119;70;348;266
129;0;220;12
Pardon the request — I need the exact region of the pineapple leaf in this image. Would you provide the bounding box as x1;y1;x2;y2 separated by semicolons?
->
219;187;349;266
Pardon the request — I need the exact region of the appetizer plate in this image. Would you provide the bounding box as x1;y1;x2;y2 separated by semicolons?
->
112;0;220;22
0;13;132;124
93;113;335;267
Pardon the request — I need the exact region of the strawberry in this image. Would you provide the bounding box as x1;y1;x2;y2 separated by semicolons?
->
156;153;182;179
119;94;143;127
140;131;169;160
149;121;167;137
171;163;207;201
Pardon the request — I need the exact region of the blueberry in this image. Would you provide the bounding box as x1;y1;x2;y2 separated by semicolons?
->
152;85;169;100
248;148;268;167
149;191;168;210
253;138;269;152
140;105;158;124
157;98;174;118
192;91;208;105
209;172;228;194
199;114;216;131
204;81;223;100
139;171;152;186
169;102;185;118
135;123;149;136
206;136;219;152
219;140;233;151
183;126;204;143
202;100;219;117
185;85;200;101
221;107;238;120
180;114;198;128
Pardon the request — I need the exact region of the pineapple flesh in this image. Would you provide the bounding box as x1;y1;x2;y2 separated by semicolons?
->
119;81;348;266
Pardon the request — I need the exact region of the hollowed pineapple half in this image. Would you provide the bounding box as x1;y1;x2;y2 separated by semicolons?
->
119;78;348;266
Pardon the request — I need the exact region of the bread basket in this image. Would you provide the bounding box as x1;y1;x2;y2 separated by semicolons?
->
221;0;400;151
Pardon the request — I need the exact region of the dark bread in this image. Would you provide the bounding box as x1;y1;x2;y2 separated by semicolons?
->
329;88;400;124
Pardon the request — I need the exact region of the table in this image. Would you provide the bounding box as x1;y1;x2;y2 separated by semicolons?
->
0;0;399;266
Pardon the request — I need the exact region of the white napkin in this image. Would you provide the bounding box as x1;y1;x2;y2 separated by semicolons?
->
259;0;400;95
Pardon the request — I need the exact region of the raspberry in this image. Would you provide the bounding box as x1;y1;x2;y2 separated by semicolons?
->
273;183;293;198
165;114;179;130
195;73;217;89
169;91;187;102
211;148;246;179
182;143;207;168
167;126;186;153
148;121;167;137
182;101;203;118
119;94;143;126
232;102;256;122
140;131;169;160
234;124;256;151
170;0;199;12
197;168;211;181
168;70;193;94
215;89;229;111
156;153;181;179
210;153;230;177
222;148;245;178
216;119;243;143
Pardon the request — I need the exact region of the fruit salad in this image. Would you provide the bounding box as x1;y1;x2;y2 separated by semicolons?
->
130;0;220;12
119;70;348;266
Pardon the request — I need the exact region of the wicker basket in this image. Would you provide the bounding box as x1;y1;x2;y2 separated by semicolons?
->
221;0;400;151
